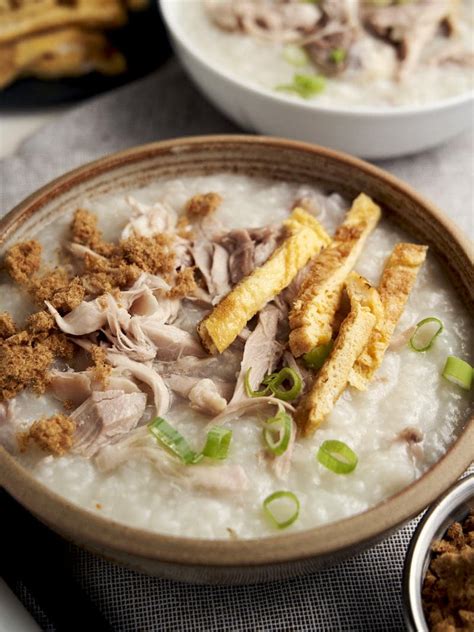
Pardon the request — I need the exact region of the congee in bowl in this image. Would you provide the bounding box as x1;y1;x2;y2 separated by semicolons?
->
183;0;474;108
0;165;472;540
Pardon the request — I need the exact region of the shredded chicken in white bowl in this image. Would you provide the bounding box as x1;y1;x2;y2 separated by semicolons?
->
160;0;474;158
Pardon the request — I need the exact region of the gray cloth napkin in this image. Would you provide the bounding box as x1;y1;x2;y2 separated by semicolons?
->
1;61;473;632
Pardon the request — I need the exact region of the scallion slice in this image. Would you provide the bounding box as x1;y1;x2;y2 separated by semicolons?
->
283;44;309;67
442;356;473;390
329;47;347;64
246;367;302;401
263;491;300;529
148;417;202;465
317;440;358;475
409;317;444;352
276;73;326;99
244;368;272;398
263;410;292;456
263;367;302;402
302;341;333;370
202;426;232;460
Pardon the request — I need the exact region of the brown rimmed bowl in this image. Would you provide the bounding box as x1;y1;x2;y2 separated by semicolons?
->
0;135;472;584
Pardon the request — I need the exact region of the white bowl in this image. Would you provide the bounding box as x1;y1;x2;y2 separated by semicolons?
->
159;0;474;160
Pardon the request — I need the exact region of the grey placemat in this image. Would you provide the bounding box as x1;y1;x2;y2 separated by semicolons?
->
1;61;473;632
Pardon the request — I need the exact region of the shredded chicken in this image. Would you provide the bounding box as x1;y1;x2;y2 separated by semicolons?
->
230;304;283;404
205;0;464;81
95;426;249;493
71;389;147;457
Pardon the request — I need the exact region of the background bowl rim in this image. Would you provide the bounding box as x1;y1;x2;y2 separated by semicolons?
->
159;0;474;119
0;134;472;569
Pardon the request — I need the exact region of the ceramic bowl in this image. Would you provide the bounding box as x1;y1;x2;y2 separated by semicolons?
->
0;136;472;584
403;474;474;632
159;0;474;160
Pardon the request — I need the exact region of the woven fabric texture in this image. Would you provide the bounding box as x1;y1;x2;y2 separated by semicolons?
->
1;61;473;632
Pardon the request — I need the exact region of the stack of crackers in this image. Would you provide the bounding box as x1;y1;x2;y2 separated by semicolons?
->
0;0;148;89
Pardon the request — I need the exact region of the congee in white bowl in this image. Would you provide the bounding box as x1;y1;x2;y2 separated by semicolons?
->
0;137;472;582
160;0;474;158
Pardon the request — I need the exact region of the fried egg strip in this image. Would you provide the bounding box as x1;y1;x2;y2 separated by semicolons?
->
289;193;381;358
295;272;382;436
198;208;331;354
349;242;427;390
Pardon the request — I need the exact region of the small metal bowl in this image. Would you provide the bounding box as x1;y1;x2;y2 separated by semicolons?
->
403;473;474;631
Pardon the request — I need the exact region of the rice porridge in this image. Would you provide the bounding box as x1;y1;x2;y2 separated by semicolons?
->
175;0;474;108
0;173;472;539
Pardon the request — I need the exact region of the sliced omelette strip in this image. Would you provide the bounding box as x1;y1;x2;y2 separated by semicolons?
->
289;193;381;358
295;272;382;436
198;208;331;354
349;242;427;390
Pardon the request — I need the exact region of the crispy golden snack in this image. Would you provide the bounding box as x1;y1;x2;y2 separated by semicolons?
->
295;272;382;436
289;193;381;358
198;208;331;354
0;27;126;89
0;0;126;45
349;242;427;390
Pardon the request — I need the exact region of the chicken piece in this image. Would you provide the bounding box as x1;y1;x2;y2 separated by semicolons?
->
362;0;454;80
187;379;227;415
166;375;230;415
107;351;170;416
121;196;177;239
49;369;141;407
349;243;427;390
229;304;283;404
71;389;147;457
139;321;206;361
96;426;249;493
46;298;107;335
289;193;381;357
204;0;321;42
295;272;382;436
198;208;331;354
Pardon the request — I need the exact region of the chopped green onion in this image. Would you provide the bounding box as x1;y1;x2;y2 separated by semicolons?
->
302;341;333;370
409;317;444;352
317;440;358;475
329;48;347;64
246;367;302;401
263;491;300;529
263;367;302;402
263;410;292;456
442;356;473;390
276;73;326;99
149;417;202;465
244;368;272;398
283;44;309;67
202;426;232;460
